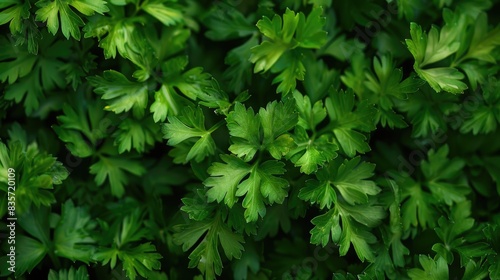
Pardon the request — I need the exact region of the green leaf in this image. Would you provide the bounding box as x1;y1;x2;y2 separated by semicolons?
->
294;6;327;49
415;66;468;94
421;145;470;205
293;91;327;130
94;243;162;280
0;134;69;215
463;13;500;63
299;174;337;210
309;203;382;262
205;155;289;222
150;85;181;122
120;243;162;280
204;4;255;41
88;70;149;118
227;100;297;161
325;89;376;157
250;7;326;73
17;205;51;246
408;255;449;280
287;127;338;174
407;10;467;67
1;35;69;114
460;76;500;135
271;51;306;94
227;103;261;162
365;55;425;102
310;208;341;246
405;10;470;94
432;201;475;263
92;210;162;279
232;242;260;280
181;189;216;221
396;84;460;137
83;9;146;59
250;7;326;94
205;155;252;208
462;259;490;280
54;200;97;263
259;99;298;159
35;0;109;40
158;55;214;101
300;157;380;207
53;100;107;157
162;106;217;163
114;117;161;154
89;155;146;197
174;213;244;279
14;235;49;276
142;0;183;27
397;172;437;230
224;37;258;93
250;8;298;70
0;0;30;34
48;266;89;280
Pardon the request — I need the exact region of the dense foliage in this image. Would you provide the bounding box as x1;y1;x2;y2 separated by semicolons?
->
1;0;500;279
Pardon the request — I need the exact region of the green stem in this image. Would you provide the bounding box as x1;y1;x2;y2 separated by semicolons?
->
48;246;62;269
208;120;225;133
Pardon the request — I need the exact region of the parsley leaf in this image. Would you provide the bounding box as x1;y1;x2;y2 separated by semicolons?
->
53;200;97;263
299;157;380;208
0;126;69;215
324;89;376;157
89;154;146;197
224;37;259;93
432;201;493;265
88;70;149;118
226;103;261;161
1;34;69;114
142;0;183;27
396;171;438;231
204;4;256;41
93;209;162;280
420;145;469;206
0;0;30;34
162;106;219;163
174;212;244;279
83;7;145;59
287;126;338;174
405;10;469;93
396;84;460;137
114;116;161;154
305;157;384;261
408;255;449;280
460;77;500;135
250;7;326;94
48;266;89;280
227;100;297;161
205;155;289;222
364;55;425;128
53;99;107;158
35;0;109;40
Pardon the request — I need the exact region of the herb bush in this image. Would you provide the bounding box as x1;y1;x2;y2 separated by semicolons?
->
1;0;500;279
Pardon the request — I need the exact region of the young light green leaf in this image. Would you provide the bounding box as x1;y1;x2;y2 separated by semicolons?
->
36;0;109;40
142;1;183;27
